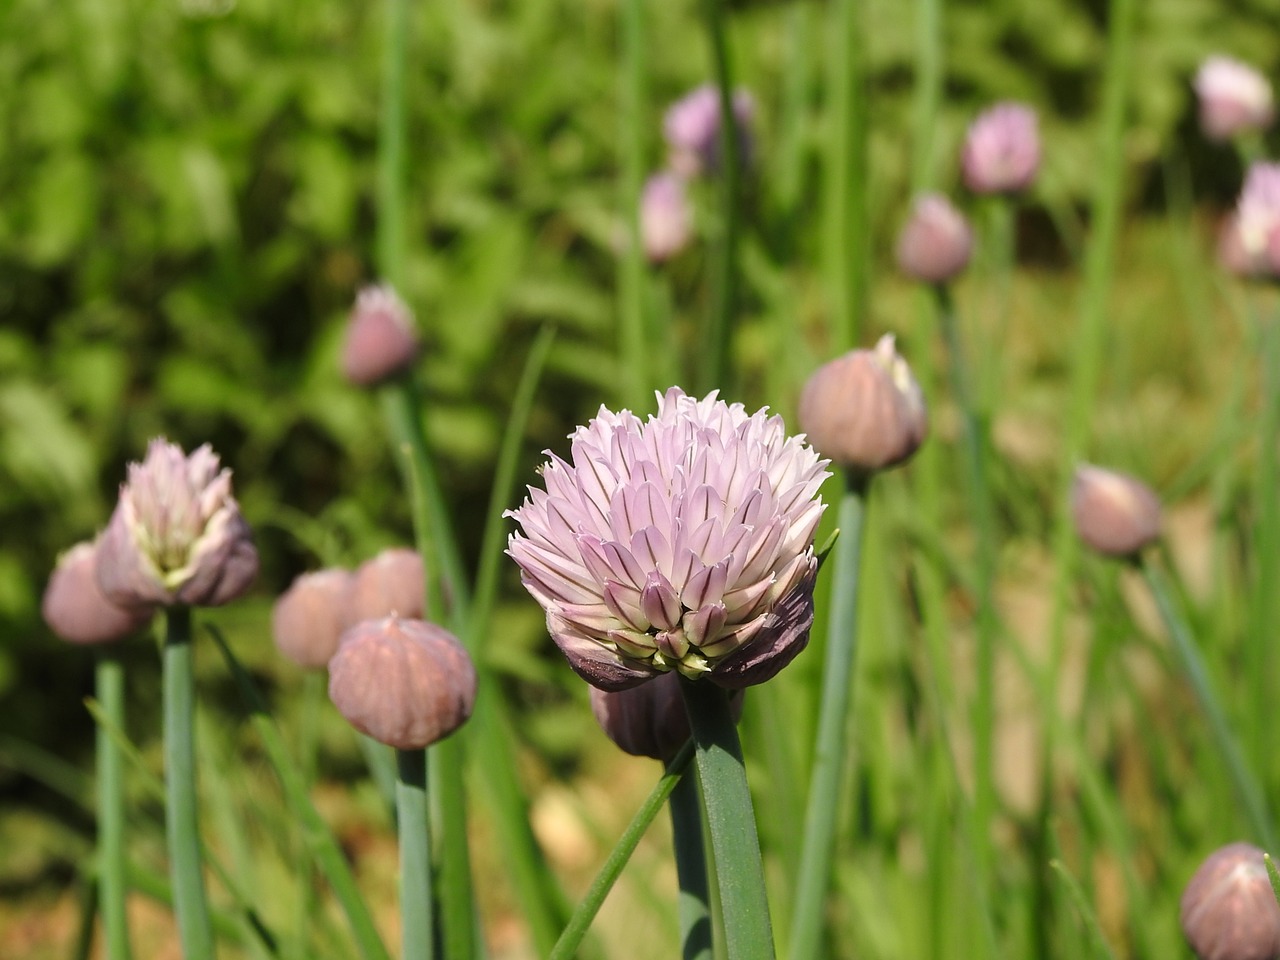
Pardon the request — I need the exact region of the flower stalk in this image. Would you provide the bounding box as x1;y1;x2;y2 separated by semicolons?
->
396;749;434;960
670;772;713;960
96;649;133;960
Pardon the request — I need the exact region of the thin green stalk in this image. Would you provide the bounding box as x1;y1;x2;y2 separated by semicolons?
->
1265;854;1280;903
698;0;740;395
618;0;649;409
670;773;713;960
1048;861;1119;960
376;0;409;289
787;472;869;960
978;198;1017;414
96;650;132;960
549;741;695;960
910;0;943;192
163;606;214;960
396;749;434;960
73;879;98;960
428;738;472;960
679;679;774;960
1140;560;1277;851
293;672;324;957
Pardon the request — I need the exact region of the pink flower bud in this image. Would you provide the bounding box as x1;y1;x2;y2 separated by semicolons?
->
328;617;477;750
1195;56;1274;142
1227;163;1280;280
96;438;258;608
640;173;693;264
272;568;354;669
962;102;1040;195
663;85;755;178
590;671;743;761
341;285;421;388
349;548;426;623
799;335;928;476
1180;842;1280;960
1071;464;1162;558
895;193;974;284
43;541;153;644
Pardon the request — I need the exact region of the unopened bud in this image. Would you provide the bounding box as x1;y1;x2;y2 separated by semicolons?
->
350;548;426;622
272;568;354;669
342;285;421;387
1071;464;1162;558
663;85;755;179
43;541;153;645
640;173;693;263
1180;842;1280;960
590;671;743;762
1195;56;1274;142
799;335;928;475
328;617;477;750
896;193;974;284
962;102;1040;195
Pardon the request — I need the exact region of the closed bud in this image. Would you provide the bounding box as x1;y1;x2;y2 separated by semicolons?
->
96;438;258;608
590;671;743;761
962;102;1040;195
640;173;693;263
342;285;421;387
328;617;477;750
663;84;755;179
272;568;354;669
1229;163;1280;281
1180;842;1280;960
896;193;974;284
799;335;928;476
350;548;426;623
1071;464;1162;558
1195;56;1274;142
43;541;154;645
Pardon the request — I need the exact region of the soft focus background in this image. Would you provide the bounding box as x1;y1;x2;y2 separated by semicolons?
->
3;0;1279;956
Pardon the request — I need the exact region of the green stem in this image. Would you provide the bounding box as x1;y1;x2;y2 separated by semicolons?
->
163;606;215;960
429;737;473;960
397;749;434;960
978;197;1016;414
549;741;695;960
1248;315;1280;777
376;0;408;289
787;473;868;960
679;679;775;960
670;772;713;960
910;0;943;192
96;650;133;960
1141;560;1277;851
618;0;649;409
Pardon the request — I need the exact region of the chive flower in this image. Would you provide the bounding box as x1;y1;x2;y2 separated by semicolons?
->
663;84;755;179
1180;842;1280;960
640;172;693;264
43;540;154;644
895;193;974;284
1071;464;1162;559
506;388;829;691
1228;162;1280;279
272;568;355;669
1195;56;1274;142
961;102;1041;195
591;671;743;762
342;284;421;387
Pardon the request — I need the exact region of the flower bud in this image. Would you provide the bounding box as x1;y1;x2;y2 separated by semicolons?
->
640;173;693;264
96;438;258;608
663;84;755;178
590;671;744;761
1195;56;1274;142
798;335;928;476
328;617;477;750
1229;163;1280;281
349;548;426;623
961;102;1040;195
341;285;421;388
1071;464;1162;558
272;568;354;669
1180;842;1280;960
896;193;974;284
43;541;154;645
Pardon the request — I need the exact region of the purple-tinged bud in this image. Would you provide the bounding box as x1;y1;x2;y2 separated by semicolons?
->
1071;464;1162;558
663;84;755;178
640;173;693;264
350;548;426;623
96;438;258;608
1180;842;1280;960
590;671;743;761
328;617;477;750
895;193;974;284
43;541;154;644
1195;56;1274;142
962;102;1040;195
272;568;354;669
341;285;421;388
1229;163;1280;281
799;335;928;476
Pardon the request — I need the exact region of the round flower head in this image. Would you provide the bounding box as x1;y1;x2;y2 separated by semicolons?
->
507;388;829;691
663;84;756;178
962;102;1041;195
640;172;693;263
341;284;421;387
96;438;258;608
272;568;355;669
799;335;928;475
349;547;426;623
1195;56;1274;142
43;541;154;644
1180;842;1280;960
328;617;477;750
1071;464;1162;558
895;193;974;284
590;671;743;762
1230;163;1280;280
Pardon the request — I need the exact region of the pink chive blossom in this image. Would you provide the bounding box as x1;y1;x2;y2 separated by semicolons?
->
1194;56;1274;142
1180;842;1280;960
663;84;755;178
43;541;154;644
341;285;421;388
1227;162;1280;279
1070;464;1162;559
895;193;974;284
962;102;1041;195
506;388;829;691
640;173;693;263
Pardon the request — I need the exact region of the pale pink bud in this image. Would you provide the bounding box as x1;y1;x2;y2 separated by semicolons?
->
272;568;354;669
962;102;1040;195
328;617;477;750
96;438;258;608
349;548;425;623
43;541;153;644
663;85;755;178
590;671;743;761
341;285;421;387
1071;464;1162;558
1180;842;1280;960
640;173;693;263
895;193;974;284
1229;163;1280;280
1195;56;1274;142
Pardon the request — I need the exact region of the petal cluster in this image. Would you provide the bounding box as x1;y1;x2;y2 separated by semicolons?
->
1227;162;1280;280
961;102;1040;195
507;388;829;691
663;85;756;178
1195;56;1274;142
